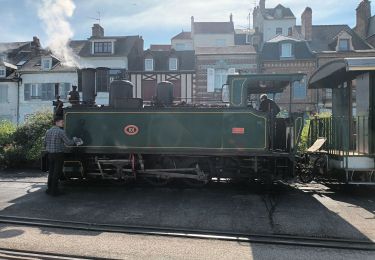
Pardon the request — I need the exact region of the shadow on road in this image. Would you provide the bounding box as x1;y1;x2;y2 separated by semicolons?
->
0;177;374;243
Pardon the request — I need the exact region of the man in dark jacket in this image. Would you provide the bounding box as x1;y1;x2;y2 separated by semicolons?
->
259;94;280;117
68;85;80;105
44;117;78;196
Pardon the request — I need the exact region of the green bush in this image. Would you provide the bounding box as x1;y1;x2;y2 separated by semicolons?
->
0;120;16;146
298;118;310;152
0;110;53;169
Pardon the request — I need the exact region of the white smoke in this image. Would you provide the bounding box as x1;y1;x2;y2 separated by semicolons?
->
38;0;80;67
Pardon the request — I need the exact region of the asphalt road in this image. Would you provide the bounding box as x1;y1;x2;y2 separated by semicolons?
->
0;170;374;259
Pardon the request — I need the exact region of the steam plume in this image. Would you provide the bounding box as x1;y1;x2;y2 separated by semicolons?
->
38;0;80;67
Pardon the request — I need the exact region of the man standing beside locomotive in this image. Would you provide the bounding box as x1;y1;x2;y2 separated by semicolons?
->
44;117;81;196
259;94;280;117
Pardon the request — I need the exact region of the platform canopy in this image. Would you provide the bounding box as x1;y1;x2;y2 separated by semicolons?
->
308;57;375;89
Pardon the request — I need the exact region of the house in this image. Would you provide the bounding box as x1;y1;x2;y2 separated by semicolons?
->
0;39;38;124
195;45;257;102
171;15;257;102
171;32;193;51
69;24;144;104
294;6;375;111
253;0;296;43
18;50;78;123
260;35;316;112
129;48;195;103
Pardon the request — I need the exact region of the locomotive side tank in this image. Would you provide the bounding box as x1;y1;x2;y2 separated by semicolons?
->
64;108;267;155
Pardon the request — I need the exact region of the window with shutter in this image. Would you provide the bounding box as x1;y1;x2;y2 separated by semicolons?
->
0;85;8;103
24;84;31;101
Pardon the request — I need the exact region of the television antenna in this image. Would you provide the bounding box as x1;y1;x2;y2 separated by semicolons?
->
88;11;101;24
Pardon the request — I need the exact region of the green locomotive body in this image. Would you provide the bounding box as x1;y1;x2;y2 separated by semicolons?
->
64;108;267;155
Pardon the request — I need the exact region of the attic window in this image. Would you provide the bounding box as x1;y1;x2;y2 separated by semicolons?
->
338;39;350;51
275;8;282;19
145;58;154;71
276;28;282;35
169;58;178;71
94;42;113;54
281;43;292;58
41;58;52;70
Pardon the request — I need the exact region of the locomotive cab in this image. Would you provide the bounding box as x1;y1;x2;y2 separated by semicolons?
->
225;73;306;153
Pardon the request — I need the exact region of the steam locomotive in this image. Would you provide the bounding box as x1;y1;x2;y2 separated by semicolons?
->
45;69;305;186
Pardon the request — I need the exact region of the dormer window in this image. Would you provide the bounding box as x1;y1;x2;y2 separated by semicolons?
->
275;8;283;19
145;58;154;71
338;39;350;51
41;57;52;70
335;31;353;52
281;43;292;58
94;42;113;54
169;58;178;71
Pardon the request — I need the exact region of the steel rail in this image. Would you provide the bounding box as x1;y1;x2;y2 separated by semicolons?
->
0;215;374;251
0;247;111;260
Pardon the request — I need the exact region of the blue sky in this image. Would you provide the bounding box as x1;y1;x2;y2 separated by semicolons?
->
0;0;371;48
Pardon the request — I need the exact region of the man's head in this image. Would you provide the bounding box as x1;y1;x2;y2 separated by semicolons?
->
54;117;64;128
260;94;268;102
72;85;77;91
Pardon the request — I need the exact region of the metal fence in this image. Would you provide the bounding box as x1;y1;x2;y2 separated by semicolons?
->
309;116;372;156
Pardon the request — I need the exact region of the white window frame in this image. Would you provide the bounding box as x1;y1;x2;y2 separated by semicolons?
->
145;58;154;71
281;43;292;58
31;84;39;98
292;80;307;100
214;69;228;91
0;66;5;77
169;58;178;71
91;40;115;54
338;39;350;51
41;58;52;70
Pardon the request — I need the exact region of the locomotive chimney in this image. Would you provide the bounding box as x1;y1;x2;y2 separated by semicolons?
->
81;68;96;104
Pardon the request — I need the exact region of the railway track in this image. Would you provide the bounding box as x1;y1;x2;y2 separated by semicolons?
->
0;215;374;251
0;247;111;260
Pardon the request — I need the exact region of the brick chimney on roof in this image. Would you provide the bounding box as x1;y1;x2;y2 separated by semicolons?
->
259;0;265;11
191;16;194;35
31;36;41;55
355;0;371;39
92;24;104;38
301;7;312;41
